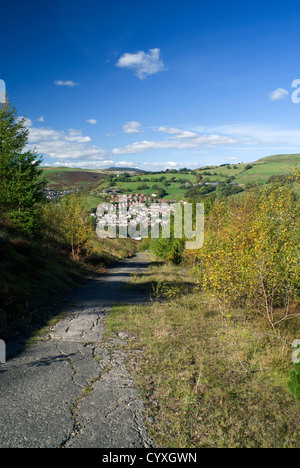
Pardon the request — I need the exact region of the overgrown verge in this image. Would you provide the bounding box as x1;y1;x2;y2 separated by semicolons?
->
193;185;300;327
106;261;300;448
0;220;136;343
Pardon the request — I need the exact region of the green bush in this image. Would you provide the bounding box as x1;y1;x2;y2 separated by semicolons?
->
288;363;300;402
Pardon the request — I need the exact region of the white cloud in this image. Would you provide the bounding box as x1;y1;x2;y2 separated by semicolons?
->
54;80;79;87
115;161;136;167
269;88;289;101
20;117;33;128
50;160;114;169
87;119;97;124
203;123;300;146
36;116;45;122
27;125;107;162
122;121;143;133
112;132;239;155
142;161;199;171
155;126;198;139
116;48;167;79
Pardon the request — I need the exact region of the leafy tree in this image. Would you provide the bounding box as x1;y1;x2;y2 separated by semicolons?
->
157;188;166;198
292;167;300;182
194;185;300;325
0;100;46;234
149;213;185;264
57;194;94;260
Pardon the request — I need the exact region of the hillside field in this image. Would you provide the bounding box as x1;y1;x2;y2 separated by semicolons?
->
42;154;300;210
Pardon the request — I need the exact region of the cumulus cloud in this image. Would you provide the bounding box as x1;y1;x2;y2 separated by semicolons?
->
54;80;79;87
87;119;97;124
27;124;107;162
122;121;143;133
112;131;239;155
269;88;289;101
116;48;167;79
36;116;45;122
51;160;114;169
155;126;198;139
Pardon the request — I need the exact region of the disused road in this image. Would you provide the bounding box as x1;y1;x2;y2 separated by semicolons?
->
0;253;153;448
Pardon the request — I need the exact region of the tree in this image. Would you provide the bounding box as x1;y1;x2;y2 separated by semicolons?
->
157;188;166;198
0;100;46;234
292;167;300;182
195;186;300;326
58;194;94;260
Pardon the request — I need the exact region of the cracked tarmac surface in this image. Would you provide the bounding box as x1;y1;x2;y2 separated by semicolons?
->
0;253;153;448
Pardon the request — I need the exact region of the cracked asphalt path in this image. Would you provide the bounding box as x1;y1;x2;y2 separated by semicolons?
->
0;253;153;448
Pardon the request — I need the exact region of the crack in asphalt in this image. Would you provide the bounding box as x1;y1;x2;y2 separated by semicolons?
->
0;253;153;448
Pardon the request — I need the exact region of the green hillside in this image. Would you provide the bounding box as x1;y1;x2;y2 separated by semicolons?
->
195;154;300;184
234;154;300;184
42;154;300;210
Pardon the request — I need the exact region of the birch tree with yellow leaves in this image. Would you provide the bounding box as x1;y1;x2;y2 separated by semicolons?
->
58;194;94;261
195;183;300;328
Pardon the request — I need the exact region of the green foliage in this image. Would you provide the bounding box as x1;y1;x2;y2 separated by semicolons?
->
288;362;300;403
150;237;185;265
195;184;300;325
157;187;166;198
0;101;47;234
50;194;94;260
142;213;186;265
186;182;243;200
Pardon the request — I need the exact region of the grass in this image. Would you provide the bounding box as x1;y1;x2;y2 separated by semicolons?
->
106;259;300;448
82;193;105;211
87;237;137;266
42;154;300;205
0;222;137;343
0;229;91;342
94;154;300;202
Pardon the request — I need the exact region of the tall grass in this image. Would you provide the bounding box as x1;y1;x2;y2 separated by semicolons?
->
106;261;300;448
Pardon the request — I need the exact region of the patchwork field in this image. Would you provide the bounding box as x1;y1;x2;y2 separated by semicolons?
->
42;153;300;211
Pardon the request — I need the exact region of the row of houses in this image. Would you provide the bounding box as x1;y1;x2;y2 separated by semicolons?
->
95;200;176;239
44;188;77;200
108;193;177;205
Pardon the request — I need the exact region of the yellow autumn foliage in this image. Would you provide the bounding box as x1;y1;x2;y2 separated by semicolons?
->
195;184;300;326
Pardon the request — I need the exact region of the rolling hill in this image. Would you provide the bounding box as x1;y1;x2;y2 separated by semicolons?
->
196;154;300;185
42;167;108;190
41;154;300;210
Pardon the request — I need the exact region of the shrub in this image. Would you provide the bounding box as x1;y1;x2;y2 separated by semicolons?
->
195;185;300;326
288;363;300;402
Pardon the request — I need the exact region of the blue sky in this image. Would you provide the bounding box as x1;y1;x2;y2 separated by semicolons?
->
1;0;300;170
